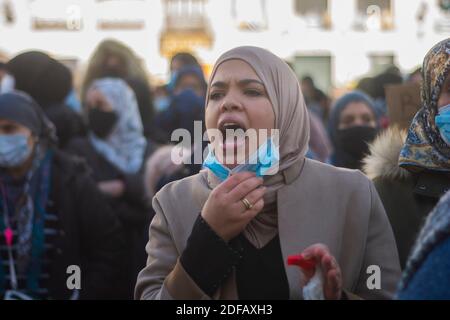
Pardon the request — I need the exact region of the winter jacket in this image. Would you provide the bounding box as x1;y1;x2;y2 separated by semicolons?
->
363;127;450;269
45;150;124;299
65;137;155;299
397;190;450;299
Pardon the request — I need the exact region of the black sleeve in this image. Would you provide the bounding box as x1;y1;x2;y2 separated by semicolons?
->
180;214;243;297
122;172;148;205
75;170;125;299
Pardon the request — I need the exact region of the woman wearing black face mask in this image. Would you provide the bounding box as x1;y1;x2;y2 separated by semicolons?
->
328;91;379;170
0;91;123;299
65;78;156;299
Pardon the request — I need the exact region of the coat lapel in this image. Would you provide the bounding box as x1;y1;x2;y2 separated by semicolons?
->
277;159;326;300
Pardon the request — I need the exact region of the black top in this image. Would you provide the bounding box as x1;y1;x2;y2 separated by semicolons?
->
180;214;289;299
235;234;289;300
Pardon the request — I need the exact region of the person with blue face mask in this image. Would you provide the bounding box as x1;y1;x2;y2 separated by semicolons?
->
0;91;124;299
153;65;207;145
363;38;450;269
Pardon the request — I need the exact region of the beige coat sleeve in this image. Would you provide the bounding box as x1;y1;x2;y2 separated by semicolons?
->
352;180;402;299
134;197;210;300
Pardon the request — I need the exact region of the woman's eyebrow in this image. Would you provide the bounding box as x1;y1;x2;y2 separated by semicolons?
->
210;81;227;88
210;79;264;88
238;79;264;86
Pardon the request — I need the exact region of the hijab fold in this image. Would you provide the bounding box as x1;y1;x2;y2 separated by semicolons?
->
88;78;147;174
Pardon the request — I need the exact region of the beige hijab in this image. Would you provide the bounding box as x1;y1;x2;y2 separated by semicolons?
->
205;46;310;248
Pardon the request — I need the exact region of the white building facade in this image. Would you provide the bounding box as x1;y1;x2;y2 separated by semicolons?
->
0;0;449;92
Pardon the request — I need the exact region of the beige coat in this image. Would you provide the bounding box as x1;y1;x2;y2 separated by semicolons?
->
135;158;401;300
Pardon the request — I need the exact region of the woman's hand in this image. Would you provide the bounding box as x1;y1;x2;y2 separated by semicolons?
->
201;172;266;242
301;244;343;300
97;179;125;198
86;88;113;111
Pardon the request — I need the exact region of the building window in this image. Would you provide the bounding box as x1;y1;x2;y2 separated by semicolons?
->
435;0;450;33
96;0;146;30
30;0;82;31
1;0;15;25
354;0;394;31
160;0;213;58
369;54;395;75
231;0;268;31
293;55;333;94
164;0;208;31
294;0;331;29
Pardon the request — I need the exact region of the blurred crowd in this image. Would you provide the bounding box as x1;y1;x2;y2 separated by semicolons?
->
0;36;449;300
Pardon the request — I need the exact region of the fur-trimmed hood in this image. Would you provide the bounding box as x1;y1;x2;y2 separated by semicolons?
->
362;126;411;181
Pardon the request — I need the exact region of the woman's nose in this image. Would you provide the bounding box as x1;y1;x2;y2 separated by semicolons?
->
219;95;243;113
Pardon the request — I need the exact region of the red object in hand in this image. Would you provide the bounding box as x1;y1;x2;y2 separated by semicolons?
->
287;254;316;270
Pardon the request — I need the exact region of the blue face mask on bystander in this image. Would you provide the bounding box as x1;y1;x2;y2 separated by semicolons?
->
0;134;32;168
435;104;450;146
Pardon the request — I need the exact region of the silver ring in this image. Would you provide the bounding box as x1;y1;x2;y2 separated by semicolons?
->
241;197;253;210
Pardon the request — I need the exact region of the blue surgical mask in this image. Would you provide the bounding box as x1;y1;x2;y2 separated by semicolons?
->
154;96;171;113
0;74;15;94
167;71;178;93
435;104;450;145
203;137;280;181
0;134;33;168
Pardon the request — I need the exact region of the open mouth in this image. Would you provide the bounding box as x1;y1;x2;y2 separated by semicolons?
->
217;120;248;157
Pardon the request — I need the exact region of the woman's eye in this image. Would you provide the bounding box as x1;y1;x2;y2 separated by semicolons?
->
245;89;262;97
362;115;372;123
209;92;224;100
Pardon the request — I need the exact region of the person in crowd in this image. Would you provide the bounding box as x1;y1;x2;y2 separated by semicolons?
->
153;85;171;114
371;66;403;121
6;51;86;148
300;76;331;123
396;190;450;299
147;65;208;195
135;46;400;300
363;38;450;268
82;39;164;143
0;62;15;94
406;66;422;85
168;52;201;92
153;52;201;116
154;65;207;141
307;111;332;163
356;77;376;99
328;91;380;170
0;91;123;299
65;78;155;299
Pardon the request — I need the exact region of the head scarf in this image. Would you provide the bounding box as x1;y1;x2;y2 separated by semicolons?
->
328;90;379;145
327;90;380;169
82;39;149;99
205;46;310;180
204;46;310;247
0;91;56;144
6;51;72;108
399;38;450;172
87;78;147;174
174;65;207;93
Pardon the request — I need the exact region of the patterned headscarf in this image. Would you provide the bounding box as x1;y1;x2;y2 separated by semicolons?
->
398;38;450;172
